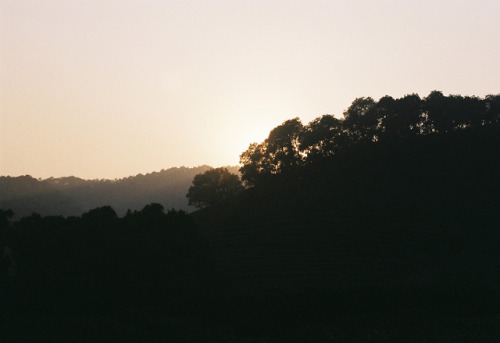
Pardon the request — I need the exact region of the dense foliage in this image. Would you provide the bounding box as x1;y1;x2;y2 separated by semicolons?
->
186;167;244;208
0;204;210;312
240;91;500;186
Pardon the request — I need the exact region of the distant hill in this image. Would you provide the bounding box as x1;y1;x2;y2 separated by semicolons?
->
0;165;239;218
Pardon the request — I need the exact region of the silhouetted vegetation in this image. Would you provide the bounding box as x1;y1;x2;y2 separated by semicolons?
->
240;91;500;186
187;167;244;208
1;91;499;341
0;204;217;340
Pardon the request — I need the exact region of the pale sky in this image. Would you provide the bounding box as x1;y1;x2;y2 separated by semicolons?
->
1;0;499;179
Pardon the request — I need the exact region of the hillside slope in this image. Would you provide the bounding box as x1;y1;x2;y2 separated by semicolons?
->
193;127;500;309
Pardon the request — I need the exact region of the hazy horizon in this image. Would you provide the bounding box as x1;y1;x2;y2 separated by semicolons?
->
2;0;499;179
0;164;238;181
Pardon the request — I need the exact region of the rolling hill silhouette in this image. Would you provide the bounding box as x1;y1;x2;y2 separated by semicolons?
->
193;125;500;315
0;166;239;218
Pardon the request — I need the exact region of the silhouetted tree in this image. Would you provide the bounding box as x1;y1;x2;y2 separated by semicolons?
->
485;94;500;124
377;94;423;140
81;205;118;228
239;118;304;186
300;115;344;161
187;168;244;208
0;209;14;230
423;90;452;133
447;94;486;129
266;118;304;172
135;203;167;227
343;97;378;143
239;142;270;186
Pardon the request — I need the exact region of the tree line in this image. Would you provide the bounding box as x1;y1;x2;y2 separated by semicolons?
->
239;91;500;186
0;204;210;313
186;91;499;207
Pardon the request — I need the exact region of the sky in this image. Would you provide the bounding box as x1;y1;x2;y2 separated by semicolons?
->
1;0;499;179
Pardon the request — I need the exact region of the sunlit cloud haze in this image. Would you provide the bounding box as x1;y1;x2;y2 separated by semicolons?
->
1;0;499;179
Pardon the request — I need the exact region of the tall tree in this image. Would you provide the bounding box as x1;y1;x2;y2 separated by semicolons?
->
343;97;378;143
239;142;269;187
300;115;344;162
239;118;304;186
186;168;244;208
377;94;423;140
266;118;304;173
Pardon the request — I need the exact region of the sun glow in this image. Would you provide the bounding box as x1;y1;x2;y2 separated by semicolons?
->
2;0;499;178
215;121;271;167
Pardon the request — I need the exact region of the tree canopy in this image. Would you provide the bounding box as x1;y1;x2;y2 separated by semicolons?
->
239;91;500;186
186;168;244;208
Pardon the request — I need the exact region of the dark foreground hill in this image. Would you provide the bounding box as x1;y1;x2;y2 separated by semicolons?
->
194;126;500;293
1;127;499;341
0;166;238;218
188;125;500;339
